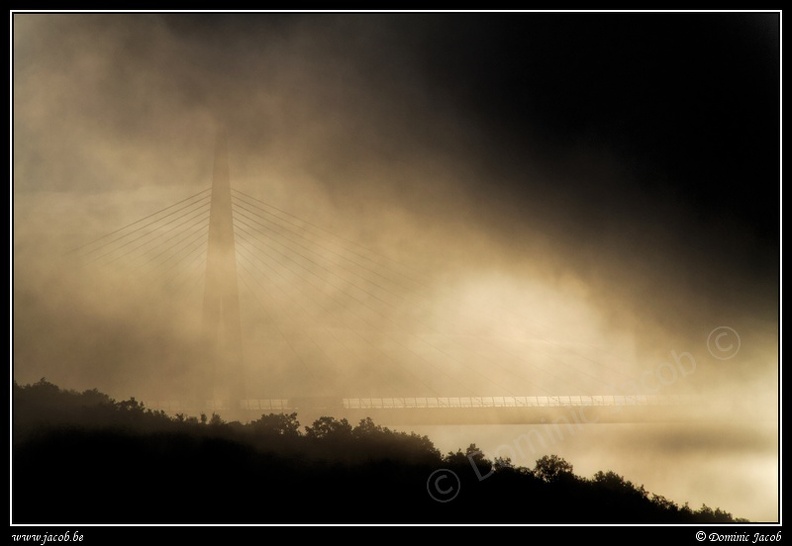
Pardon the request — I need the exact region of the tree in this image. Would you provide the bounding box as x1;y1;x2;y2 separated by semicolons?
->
694;504;735;523
592;470;645;497
353;417;385;438
80;388;113;406
533;454;575;483
250;412;301;436
493;456;514;471
304;416;352;439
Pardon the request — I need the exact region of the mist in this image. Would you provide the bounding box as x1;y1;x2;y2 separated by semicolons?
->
12;13;779;521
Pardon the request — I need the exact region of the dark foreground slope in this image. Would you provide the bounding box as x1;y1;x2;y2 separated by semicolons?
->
12;380;741;524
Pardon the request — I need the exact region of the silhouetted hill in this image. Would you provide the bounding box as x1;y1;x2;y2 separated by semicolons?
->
12;379;742;523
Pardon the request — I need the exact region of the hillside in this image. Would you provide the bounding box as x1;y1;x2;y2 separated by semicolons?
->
12;379;741;524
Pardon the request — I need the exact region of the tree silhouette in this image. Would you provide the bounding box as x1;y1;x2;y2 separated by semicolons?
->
534;454;575;483
250;412;301;436
11;379;744;524
304;416;352;439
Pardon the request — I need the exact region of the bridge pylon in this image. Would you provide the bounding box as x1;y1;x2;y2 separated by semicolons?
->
200;129;245;412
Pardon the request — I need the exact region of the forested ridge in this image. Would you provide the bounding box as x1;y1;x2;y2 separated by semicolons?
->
12;379;742;523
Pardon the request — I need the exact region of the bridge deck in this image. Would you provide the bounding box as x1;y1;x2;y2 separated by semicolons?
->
146;394;699;424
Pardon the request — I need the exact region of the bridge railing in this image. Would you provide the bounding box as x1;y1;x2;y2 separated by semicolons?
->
340;394;692;409
145;394;693;413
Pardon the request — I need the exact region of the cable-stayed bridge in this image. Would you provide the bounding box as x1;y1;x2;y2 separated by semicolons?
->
69;135;695;424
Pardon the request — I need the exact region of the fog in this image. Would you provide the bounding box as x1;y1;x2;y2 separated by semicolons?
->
12;13;779;521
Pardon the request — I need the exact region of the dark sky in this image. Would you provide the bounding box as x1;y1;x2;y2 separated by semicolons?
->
403;13;780;272
475;14;775;232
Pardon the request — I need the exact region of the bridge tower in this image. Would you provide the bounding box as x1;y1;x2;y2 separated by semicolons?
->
201;130;244;409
